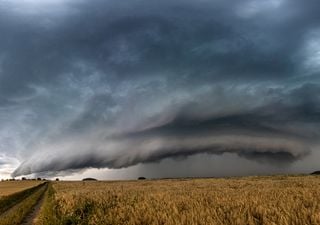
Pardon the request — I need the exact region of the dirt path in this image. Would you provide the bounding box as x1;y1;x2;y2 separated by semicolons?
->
20;186;47;225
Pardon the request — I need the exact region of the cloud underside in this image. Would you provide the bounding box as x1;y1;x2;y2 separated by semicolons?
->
12;138;309;177
12;111;311;176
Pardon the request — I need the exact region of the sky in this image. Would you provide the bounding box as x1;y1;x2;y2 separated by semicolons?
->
0;0;320;180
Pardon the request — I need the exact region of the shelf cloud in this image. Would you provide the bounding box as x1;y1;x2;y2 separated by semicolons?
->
0;0;319;178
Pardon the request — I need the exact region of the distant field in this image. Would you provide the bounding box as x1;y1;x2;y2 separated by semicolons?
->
34;175;320;225
0;182;47;225
0;181;42;197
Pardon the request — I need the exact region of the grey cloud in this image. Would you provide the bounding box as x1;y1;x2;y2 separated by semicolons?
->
13;83;319;176
0;0;319;177
0;0;316;99
13;130;310;176
12;131;310;177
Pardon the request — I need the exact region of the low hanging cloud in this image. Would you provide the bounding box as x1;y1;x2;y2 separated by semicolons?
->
12;96;315;176
12;129;311;177
0;0;319;177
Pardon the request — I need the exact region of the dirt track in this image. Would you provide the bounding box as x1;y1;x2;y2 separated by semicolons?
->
0;183;47;225
21;187;46;225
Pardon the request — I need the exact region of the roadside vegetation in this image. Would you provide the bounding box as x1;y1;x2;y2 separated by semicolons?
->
34;183;59;225
0;182;45;215
35;175;320;225
0;183;47;225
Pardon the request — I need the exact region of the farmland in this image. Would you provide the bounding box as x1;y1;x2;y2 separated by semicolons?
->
0;181;43;197
0;181;47;225
1;176;320;224
34;175;320;225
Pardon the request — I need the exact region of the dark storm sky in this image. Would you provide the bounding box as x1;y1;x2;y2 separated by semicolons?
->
0;0;319;178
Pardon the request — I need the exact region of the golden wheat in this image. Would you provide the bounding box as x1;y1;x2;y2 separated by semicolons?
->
41;175;320;225
0;181;42;197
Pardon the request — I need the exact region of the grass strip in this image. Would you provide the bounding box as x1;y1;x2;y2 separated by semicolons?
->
34;183;60;225
0;182;46;215
0;183;47;225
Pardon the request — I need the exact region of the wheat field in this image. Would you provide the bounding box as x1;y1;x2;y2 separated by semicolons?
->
34;175;320;225
0;181;42;197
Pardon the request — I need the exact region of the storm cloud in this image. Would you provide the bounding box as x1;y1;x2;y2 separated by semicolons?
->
0;0;319;178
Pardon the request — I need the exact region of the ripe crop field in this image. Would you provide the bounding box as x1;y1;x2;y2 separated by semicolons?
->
34;175;320;225
0;182;47;225
0;181;42;197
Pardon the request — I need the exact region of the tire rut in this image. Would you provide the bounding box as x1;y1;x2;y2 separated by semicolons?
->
20;185;47;225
